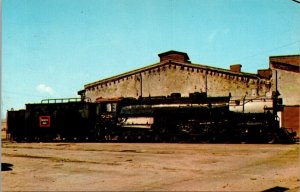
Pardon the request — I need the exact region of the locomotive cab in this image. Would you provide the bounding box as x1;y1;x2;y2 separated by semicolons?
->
94;97;136;141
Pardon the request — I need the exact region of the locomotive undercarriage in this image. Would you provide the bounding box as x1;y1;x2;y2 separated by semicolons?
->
8;117;296;144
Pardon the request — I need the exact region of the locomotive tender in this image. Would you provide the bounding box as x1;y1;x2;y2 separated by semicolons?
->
6;92;296;143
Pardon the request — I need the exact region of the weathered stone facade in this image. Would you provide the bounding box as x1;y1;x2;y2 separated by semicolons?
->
83;51;272;102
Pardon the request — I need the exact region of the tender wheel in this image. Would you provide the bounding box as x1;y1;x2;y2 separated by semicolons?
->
267;133;277;144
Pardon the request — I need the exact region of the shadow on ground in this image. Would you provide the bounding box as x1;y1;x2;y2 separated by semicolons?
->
1;163;13;171
262;186;289;192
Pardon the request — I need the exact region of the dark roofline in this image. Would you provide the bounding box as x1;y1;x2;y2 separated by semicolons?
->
84;60;259;89
269;54;300;58
270;61;300;72
158;50;190;60
85;62;161;88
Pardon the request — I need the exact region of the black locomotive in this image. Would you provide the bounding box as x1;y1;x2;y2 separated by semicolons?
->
6;92;296;143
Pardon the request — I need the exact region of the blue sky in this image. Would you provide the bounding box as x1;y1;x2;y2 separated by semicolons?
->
2;0;300;117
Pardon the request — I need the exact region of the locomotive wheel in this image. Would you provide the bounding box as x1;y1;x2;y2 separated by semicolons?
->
170;135;178;143
153;134;163;142
267;133;277;144
13;137;21;142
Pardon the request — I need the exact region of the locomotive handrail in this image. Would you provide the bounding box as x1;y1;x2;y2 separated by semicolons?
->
41;98;82;103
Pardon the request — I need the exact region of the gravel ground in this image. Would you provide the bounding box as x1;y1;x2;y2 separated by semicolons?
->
1;142;299;191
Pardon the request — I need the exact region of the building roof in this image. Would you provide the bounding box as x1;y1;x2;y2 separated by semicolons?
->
269;54;300;72
84;57;259;89
269;54;300;58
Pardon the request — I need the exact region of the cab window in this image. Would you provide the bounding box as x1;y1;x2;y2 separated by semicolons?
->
111;103;117;112
106;103;112;112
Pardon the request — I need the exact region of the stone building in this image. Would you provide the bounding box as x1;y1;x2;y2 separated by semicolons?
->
80;51;299;136
83;50;272;101
269;55;300;135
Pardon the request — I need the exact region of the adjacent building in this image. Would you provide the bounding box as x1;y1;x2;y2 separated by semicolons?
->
269;55;300;134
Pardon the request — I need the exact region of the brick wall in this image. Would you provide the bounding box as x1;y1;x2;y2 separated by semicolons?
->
230;64;242;73
159;54;187;63
281;106;300;137
158;50;190;63
257;69;272;79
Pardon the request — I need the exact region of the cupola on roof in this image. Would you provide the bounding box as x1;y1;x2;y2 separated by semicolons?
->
158;50;190;63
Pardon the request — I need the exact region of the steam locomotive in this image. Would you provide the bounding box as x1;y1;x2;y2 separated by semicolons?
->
6;92;296;143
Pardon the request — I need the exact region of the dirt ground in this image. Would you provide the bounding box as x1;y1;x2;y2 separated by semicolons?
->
1;142;299;191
